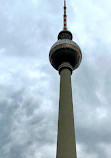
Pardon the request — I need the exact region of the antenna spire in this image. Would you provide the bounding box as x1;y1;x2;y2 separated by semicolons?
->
63;0;67;30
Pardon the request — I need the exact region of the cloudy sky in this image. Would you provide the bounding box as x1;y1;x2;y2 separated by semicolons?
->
0;0;111;158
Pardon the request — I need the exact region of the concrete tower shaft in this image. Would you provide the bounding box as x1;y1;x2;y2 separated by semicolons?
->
56;67;77;158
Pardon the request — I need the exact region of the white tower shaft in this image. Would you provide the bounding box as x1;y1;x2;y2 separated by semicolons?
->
56;67;77;158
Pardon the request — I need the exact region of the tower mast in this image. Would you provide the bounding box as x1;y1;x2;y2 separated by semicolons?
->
63;0;67;30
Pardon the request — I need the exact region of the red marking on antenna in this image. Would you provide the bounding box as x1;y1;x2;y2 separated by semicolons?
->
63;0;67;30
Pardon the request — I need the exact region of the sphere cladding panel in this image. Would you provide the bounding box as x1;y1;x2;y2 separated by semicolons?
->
50;39;81;52
49;40;82;71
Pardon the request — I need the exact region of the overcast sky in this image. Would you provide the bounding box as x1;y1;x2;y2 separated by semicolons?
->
0;0;111;158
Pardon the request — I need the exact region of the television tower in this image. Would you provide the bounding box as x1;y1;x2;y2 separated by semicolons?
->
49;1;82;158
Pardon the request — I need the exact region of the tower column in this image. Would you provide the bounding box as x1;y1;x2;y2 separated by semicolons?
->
56;63;77;158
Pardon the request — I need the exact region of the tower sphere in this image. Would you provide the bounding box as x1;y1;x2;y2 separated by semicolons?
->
49;30;82;72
